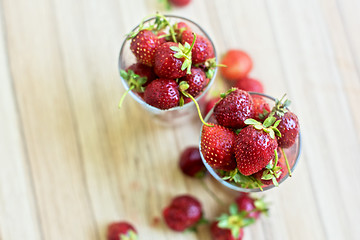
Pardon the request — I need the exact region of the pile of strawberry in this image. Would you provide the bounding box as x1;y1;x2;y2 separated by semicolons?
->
201;88;300;189
119;14;216;110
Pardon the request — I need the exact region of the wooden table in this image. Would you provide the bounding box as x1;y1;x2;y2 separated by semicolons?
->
1;0;359;239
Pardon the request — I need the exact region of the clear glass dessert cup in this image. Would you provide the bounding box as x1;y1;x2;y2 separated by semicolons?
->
199;92;301;192
118;15;217;126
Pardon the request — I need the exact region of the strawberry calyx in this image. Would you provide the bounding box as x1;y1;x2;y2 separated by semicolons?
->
221;169;263;191
118;70;147;108
120;230;138;240
261;149;282;186
270;94;291;118
244;116;281;139
185;215;209;232
198;58;226;79
220;87;237;99
179;81;213;127
170;32;196;74
253;197;269;216
217;204;256;239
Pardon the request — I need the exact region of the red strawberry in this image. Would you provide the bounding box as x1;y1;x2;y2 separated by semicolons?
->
130;30;161;66
174;22;192;41
234;121;278;176
252;96;270;121
200;124;237;171
163;195;203;231
154;42;189;79
180;67;207;97
179;146;206;178
210;221;244;240
235;193;268;219
157;31;168;45
213;88;254;129
170;0;191;7
235;77;264;93
253;160;285;186
144;78;180;110
127;63;157;87
107;221;137;240
275;111;299;148
220;50;253;81
181;30;214;64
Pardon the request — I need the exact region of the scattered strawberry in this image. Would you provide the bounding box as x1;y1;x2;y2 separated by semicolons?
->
181;30;214;64
180;67;207;97
201;124;237;171
204;97;220;116
220;50;253;81
107;221;137;240
179;146;206;178
210;221;244;240
235;77;264;93
252;96;270;121
170;0;191;7
234;117;280;176
144;78;180;109
271;96;300;148
235;193;268;219
163;195;203;231
154;42;191;79
127;63;157;87
130;30;161;66
213;88;254;129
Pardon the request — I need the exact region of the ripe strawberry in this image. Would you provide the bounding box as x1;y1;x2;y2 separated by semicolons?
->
154;42;190;79
235;77;264;93
213;88;254;129
107;221;137;240
127;63;157;87
235;193;268;220
275;111;299;148
200;124;237;171
179;67;207;97
253;159;285;186
220;50;253;81
144;78;180;110
181;30;214;64
157;31;168;45
163;195;203;231
174;21;192;41
130;30;161;66
252;96;270;121
170;0;191;7
179;146;206;178
234;117;280;176
210;221;244;240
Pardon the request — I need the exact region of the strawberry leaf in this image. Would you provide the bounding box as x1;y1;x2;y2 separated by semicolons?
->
263;116;276;128
170;46;181;52
244;119;261;125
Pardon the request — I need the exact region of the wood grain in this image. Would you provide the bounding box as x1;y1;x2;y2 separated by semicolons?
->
0;0;359;239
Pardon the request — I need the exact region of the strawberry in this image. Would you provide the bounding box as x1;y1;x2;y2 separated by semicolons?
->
181;30;214;64
174;21;192;41
220;50;253;81
163;195;203;231
271;96;300;148
213;88;255;129
200;124;237;171
154;42;192;79
179;146;206;178
235;193;268;219
144;78;180;110
127;63;157;87
179;67;207;97
170;0;191;7
107;221;137;240
252;96;270;121
157;31;168;45
210;221;244;240
130;30;161;66
235;77;264;93
234;117;280;176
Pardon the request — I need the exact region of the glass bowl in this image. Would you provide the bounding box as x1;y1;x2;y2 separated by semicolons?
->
118;15;217;126
199;92;301;192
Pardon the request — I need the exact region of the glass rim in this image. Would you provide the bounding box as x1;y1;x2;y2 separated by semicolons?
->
118;15;218;114
199;92;302;192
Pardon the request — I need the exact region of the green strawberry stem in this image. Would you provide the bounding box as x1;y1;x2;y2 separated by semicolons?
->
200;179;226;207
185;92;212;127
118;85;134;108
155;13;177;43
186;32;197;55
281;147;292;177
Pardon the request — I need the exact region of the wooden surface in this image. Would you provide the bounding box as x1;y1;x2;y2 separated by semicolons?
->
1;0;360;239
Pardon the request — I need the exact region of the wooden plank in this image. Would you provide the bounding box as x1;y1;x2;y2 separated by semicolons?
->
0;3;42;240
1;0;99;239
